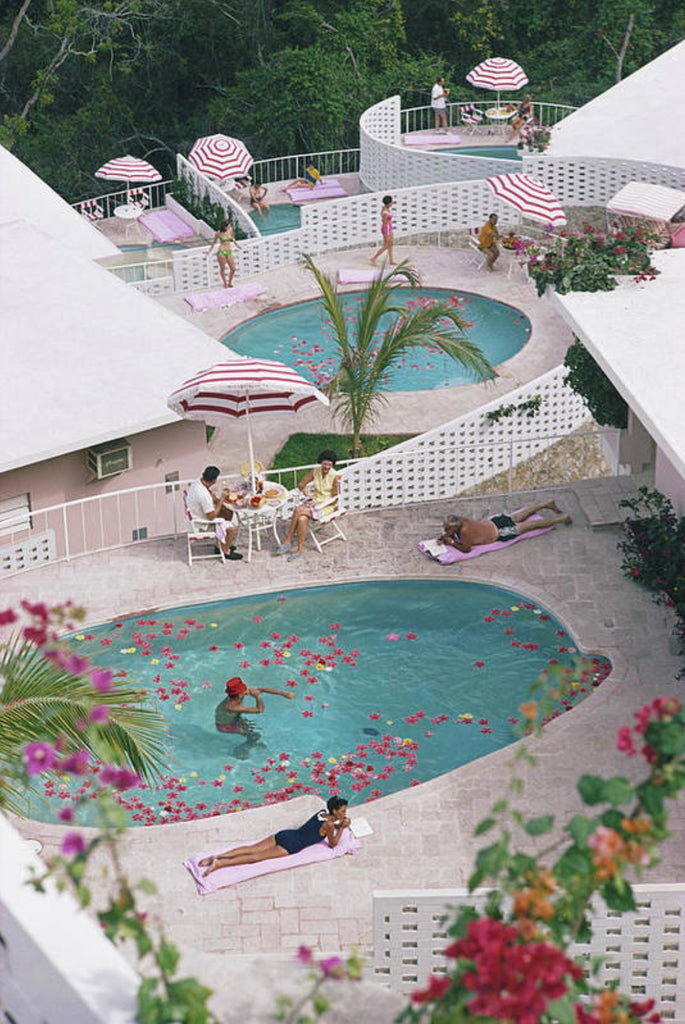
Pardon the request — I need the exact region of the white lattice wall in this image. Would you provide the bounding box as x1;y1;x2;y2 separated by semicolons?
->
340;366;590;510
522;154;685;207
0;530;55;574
372;884;685;1020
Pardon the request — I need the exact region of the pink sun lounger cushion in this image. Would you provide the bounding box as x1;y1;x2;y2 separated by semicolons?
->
286;180;347;203
403;134;461;146
139;209;195;242
184;283;265;312
418;514;554;564
183;827;362;895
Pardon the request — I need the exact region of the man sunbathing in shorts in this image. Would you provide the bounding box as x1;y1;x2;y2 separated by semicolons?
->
437;500;571;553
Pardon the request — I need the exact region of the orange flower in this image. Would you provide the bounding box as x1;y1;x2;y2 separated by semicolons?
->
520;700;538;722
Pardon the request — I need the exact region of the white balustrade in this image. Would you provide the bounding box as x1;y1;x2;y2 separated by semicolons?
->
372;884;685;1019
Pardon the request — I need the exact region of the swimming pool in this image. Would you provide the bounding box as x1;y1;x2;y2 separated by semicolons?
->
222;289;531;390
36;581;610;827
249;204;301;235
445;146;522;161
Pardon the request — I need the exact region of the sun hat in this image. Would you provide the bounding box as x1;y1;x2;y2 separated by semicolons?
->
240;460;264;478
225;677;247;695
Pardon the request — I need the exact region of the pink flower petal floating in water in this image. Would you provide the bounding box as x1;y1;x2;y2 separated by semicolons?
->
233;641;244;649
260;658;271;667
330;622;341;631
369;713;381;720
209;645;218;651
478;718;489;725
239;660;250;669
302;710;314;717
260;641;271;648
508;717;518;724
386;633;400;641
480;727;492;734
424;731;434;737
201;681;212;689
286;680;298;688
405;632;417;640
473;661;485;668
252;616;263;623
277;596;287;602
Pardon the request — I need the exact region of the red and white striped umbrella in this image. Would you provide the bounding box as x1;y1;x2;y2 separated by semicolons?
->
188;134;254;181
168;358;329;484
486;173;567;227
466;57;528;109
95;156;162;184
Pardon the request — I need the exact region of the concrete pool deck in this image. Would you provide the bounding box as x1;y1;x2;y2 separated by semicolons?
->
6;481;684;1004
155;245;572;468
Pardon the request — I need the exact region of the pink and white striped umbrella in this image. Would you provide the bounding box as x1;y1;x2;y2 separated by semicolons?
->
466;57;528;109
188;134;254;181
486;172;567;227
95;155;162;184
168;358;329;483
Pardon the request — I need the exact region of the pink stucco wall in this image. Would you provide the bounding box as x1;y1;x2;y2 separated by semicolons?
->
655;448;685;517
0;420;209;511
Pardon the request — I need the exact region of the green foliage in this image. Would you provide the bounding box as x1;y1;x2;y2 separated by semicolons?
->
618;486;685;674
563;337;628;428
304;254;493;455
486;394;543;424
271;431;416;472
170;176;245;237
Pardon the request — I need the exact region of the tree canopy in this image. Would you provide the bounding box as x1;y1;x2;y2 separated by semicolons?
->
1;0;683;201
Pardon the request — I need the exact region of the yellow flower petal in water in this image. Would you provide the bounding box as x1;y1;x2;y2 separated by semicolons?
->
218;774;226;781
151;659;159;664
386;720;393;725
179;777;186;783
282;651;291;658
511;605;519;611
190;771;197;778
328;757;337;764
403;738;412;745
210;623;218;628
75;634;85;640
175;704;182;710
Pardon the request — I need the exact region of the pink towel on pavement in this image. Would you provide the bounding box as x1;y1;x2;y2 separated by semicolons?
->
403;133;461;146
183;827;362;895
184;283;265;312
418;513;554;564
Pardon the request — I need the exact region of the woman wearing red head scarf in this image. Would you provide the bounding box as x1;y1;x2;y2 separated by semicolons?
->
215;676;293;737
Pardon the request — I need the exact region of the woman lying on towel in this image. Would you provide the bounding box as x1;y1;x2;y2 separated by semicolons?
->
199;795;350;877
438;500;571;553
289;164;321;189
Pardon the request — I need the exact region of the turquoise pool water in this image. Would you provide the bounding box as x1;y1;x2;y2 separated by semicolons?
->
37;581;610;827
222;289;531;391
446;146;522;161
249;204;301;235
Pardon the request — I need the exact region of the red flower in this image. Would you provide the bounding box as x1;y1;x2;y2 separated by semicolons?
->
411;974;451;1004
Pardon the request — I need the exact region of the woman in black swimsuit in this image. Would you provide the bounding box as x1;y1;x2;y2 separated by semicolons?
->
199;796;350;876
507;95;533;142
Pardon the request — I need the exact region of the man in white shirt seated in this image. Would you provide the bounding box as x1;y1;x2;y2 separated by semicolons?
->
186;466;243;560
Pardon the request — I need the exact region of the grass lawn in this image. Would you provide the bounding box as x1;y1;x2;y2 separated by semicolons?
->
270;433;416;472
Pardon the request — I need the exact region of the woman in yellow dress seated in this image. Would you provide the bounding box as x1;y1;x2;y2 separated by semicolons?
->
276;450;340;561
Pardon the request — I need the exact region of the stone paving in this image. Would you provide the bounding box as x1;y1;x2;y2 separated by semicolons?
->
7;480;684;1009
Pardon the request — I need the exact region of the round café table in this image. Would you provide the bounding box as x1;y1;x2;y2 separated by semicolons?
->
113;203;143;239
485;107;513;135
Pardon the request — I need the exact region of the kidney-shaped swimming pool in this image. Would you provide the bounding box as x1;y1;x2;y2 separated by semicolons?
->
221;288;531;391
37;581;611;827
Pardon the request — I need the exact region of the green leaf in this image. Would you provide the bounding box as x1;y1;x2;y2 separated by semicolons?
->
577;774;607;805
554;845;593;884
568;815;595;845
474;817;496;836
636;781;665;816
602;876;637;912
491;799;507;813
137;877;158;895
155;938;180;975
524;814;555;836
313;992;330;1014
601;776;634;806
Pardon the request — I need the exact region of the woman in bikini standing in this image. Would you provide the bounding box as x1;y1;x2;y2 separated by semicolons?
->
210;218;241;288
370;195;397;265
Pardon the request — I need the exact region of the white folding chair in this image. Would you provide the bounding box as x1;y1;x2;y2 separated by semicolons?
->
80;199;104;222
460;104;483;135
183;489;225;565
129;188;150;212
467;232;486;269
305;490;347;553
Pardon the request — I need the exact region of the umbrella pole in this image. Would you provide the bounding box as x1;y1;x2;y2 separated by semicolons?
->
245;396;257;493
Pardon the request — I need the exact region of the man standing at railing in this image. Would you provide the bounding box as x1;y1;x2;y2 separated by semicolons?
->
187;466;243;560
431;77;450;133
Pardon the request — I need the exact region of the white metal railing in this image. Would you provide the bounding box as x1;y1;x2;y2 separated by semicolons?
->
400;101;577;136
251;148;360;187
72;180;173;221
1;363;619;578
372;885;685;1018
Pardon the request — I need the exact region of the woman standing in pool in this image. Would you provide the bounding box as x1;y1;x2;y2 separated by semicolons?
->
210;218;241;288
276;450;340;562
370;195;397;266
199;795;350;876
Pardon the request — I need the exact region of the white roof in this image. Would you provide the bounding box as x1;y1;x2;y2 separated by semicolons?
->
546;40;685;167
551;248;685;479
0;144;118;260
606;182;685;222
0;219;231;474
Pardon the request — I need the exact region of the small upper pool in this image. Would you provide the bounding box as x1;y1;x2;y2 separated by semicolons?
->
249;204;301;235
445;146;522;161
32;581;611;827
222;288;531;391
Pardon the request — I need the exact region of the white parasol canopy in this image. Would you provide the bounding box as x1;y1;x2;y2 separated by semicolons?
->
466;57;528;110
167;358;329;486
188;134;254;181
95;156;162;184
486;172;567;227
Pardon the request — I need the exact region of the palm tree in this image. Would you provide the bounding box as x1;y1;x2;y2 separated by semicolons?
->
0;636;170;816
304;255;495;455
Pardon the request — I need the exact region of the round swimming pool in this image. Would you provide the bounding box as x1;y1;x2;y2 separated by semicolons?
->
35;581;610;827
445;146;522;162
222;289;531;391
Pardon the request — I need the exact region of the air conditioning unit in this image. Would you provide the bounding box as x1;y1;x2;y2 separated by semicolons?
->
86;439;132;481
